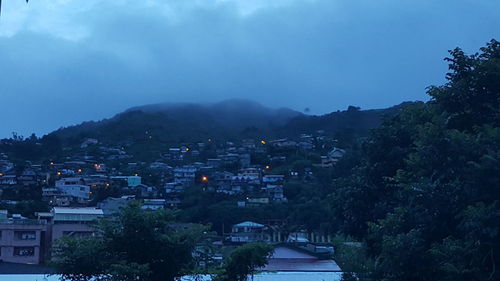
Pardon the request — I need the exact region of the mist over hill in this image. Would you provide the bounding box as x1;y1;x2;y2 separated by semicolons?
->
50;99;411;143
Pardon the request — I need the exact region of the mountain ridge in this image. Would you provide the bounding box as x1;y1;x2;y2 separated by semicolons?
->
49;99;414;143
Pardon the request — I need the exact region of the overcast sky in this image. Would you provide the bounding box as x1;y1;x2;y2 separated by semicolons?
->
0;0;499;138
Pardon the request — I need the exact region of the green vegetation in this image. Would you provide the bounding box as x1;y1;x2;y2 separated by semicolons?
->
215;243;274;281
2;40;499;281
52;204;204;281
329;39;500;280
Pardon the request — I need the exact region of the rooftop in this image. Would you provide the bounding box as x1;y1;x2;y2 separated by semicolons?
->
234;221;264;228
52;207;104;215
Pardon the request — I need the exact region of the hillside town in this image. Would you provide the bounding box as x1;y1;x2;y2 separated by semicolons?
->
0;132;345;274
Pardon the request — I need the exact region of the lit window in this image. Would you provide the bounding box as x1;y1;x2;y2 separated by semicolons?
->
14;247;35;256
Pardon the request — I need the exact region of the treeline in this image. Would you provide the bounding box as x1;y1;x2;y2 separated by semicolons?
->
329;40;500;280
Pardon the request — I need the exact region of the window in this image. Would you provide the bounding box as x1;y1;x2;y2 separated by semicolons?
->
14;231;36;240
13;247;35;256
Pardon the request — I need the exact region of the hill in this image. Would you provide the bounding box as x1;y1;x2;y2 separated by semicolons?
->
50;99;413;144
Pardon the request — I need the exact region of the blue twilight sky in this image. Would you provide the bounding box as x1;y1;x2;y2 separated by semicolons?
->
0;0;499;138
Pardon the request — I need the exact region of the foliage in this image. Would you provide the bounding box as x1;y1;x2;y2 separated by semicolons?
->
215;243;274;281
330;39;500;280
52;204;204;281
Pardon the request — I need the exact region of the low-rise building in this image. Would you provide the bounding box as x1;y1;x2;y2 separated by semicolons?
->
51;207;104;242
229;221;271;243
0;211;49;264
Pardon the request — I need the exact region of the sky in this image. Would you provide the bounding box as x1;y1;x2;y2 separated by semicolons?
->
0;0;499;138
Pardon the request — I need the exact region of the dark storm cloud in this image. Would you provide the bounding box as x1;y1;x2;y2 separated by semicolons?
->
0;0;499;137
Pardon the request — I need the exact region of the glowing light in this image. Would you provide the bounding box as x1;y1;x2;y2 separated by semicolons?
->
185;147;190;151
77;169;82;173
50;162;54;165
201;176;208;183
106;183;110;187
0;173;3;177
261;140;267;145
57;172;62;176
265;165;270;169
134;173;139;177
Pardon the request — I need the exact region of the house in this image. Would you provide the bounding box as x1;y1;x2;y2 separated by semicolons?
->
42;188;71;207
262;175;285;185
229;221;271;243
0;174;17;186
265;185;286;202
93;163;107;173
55;178;91;203
327;148;346;163
50;207;104;242
315;148;346;168
166;148;183;161
136;184;158;198
174;166;197;187
238;168;261;182
110;176;142;187
17;169;38;186
230;175;260;194
164;181;185;194
149;162;172;171
0;211;49;265
142;199;165;210
270;139;297;148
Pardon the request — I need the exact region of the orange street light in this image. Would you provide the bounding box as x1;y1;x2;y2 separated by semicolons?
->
201;176;208;183
261;140;267;145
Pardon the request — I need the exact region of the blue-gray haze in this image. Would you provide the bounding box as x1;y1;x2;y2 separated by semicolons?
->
0;0;499;138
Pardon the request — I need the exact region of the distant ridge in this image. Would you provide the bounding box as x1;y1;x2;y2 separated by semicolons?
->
50;99;413;143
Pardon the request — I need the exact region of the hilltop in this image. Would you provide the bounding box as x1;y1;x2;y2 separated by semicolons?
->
49;99;411;145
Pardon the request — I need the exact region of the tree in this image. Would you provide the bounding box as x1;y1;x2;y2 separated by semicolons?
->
52;204;204;281
216;243;274;281
330;40;500;281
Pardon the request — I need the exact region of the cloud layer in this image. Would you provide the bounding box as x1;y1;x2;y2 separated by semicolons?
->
1;0;499;137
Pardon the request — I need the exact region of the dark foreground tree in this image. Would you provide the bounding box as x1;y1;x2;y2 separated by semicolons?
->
331;39;500;281
52;204;204;281
215;243;274;281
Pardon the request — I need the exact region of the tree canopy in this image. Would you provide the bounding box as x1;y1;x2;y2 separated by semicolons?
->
215;242;274;281
52;204;204;281
332;39;500;281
